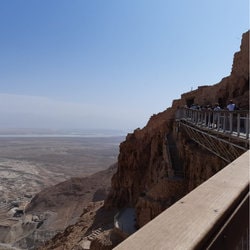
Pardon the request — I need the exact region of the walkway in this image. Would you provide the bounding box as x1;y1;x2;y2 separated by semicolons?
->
114;208;136;235
176;108;249;162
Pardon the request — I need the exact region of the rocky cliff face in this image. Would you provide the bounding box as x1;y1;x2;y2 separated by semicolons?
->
9;164;117;250
105;31;249;228
39;31;249;250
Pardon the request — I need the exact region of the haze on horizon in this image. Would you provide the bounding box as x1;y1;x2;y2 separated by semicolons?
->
0;0;248;132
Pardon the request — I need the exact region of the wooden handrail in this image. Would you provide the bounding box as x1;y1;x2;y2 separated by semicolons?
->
114;151;249;250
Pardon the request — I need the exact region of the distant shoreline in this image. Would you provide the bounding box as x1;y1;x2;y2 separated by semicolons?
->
0;134;126;138
0;128;128;138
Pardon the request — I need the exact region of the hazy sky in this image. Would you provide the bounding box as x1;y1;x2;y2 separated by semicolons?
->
0;0;248;131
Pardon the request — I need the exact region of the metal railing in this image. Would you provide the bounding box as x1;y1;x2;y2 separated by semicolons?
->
176;108;250;140
175;108;249;163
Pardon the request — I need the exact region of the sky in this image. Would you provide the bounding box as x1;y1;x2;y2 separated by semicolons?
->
0;0;248;132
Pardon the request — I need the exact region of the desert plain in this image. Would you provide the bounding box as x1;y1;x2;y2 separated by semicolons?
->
0;136;122;203
0;135;124;249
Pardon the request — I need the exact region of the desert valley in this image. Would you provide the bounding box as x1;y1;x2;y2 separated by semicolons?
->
0;134;124;249
0;30;248;250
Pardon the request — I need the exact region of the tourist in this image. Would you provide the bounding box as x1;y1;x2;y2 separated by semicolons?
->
213;103;221;111
190;104;197;110
204;105;213;127
226;100;239;131
213;103;221;128
226;100;236;111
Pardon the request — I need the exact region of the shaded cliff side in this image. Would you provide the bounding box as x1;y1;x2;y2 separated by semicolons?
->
105;31;249;228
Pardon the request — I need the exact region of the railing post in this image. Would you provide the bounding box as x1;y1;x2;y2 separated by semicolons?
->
202;111;206;127
237;113;240;137
229;113;233;134
217;112;220;131
212;111;215;129
208;112;211;128
204;112;207;127
246;113;249;139
223;113;226;132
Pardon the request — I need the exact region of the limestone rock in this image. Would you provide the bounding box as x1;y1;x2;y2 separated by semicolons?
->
105;31;249;228
39;30;249;250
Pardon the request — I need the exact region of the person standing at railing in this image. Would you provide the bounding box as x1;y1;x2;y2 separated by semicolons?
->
204;105;213;127
227;100;236;111
226;100;238;132
190;104;199;110
213;103;221;128
214;103;221;111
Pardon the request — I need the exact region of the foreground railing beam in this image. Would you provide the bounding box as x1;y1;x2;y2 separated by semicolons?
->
207;192;249;249
114;151;249;250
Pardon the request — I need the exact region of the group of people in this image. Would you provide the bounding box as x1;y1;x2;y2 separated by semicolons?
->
188;100;237;112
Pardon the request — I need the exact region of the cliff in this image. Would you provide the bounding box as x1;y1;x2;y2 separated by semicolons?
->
40;31;249;250
105;31;249;228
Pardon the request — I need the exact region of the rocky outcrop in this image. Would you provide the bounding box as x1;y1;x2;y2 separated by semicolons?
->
105;31;249;228
26;163;117;228
6;164;117;250
39;31;249;250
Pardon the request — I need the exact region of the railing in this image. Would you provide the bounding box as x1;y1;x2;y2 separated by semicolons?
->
176;108;249;140
114;151;249;250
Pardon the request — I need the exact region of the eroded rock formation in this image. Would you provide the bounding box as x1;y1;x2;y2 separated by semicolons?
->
40;31;249;250
105;31;249;228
